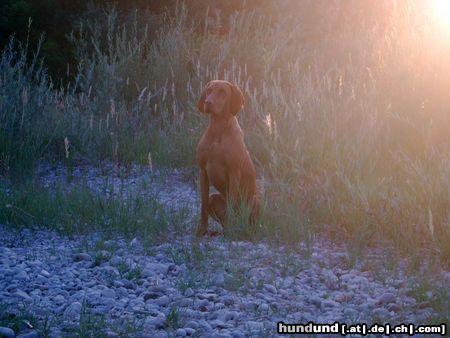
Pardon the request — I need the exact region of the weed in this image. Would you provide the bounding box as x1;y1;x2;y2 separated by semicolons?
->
73;300;108;338
0;181;179;244
166;306;184;331
0;3;449;319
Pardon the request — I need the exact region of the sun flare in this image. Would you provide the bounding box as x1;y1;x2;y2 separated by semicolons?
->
429;0;450;32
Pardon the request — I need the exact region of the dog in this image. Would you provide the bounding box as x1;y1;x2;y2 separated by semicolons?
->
196;80;260;237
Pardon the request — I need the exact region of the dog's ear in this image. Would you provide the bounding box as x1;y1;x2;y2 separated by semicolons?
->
229;84;244;116
197;83;209;114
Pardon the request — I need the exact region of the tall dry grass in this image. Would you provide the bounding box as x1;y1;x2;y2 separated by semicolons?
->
0;1;449;263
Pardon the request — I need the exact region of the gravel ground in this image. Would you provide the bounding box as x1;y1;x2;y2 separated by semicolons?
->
0;163;448;337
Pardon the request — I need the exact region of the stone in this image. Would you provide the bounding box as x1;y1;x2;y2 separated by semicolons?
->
130;237;142;249
213;273;225;287
372;307;390;318
222;296;235;306
230;330;245;338
101;288;116;299
263;284;277;294
144;263;171;275
185;321;199;330
322;269;339;290
145;314;166;329
210;320;230;329
155;295;170;307
0;327;15;338
17;331;40;338
322;300;339;308
175;328;187;337
197;321;212;332
184;288;194;297
184;327;196;336
53;294;66;305
197;293;217;301
15;289;31;301
64;301;82;320
39;269;51;278
309;295;322;308
246;321;264;332
140;268;156;278
15;270;29;281
72;253;92;262
143;292;162;301
224;311;239;321
376;292;396;305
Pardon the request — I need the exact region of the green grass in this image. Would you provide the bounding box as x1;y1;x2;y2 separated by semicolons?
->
0;304;48;336
405;272;450;324
69;300;144;337
0;2;449;270
0;180;181;243
166;306;184;331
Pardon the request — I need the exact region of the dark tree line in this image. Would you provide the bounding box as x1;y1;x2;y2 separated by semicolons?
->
0;0;274;81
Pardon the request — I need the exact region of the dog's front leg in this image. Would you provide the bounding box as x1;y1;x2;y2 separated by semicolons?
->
196;168;209;237
227;171;241;210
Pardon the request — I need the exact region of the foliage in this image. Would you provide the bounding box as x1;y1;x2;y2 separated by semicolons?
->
0;1;449;265
0;180;177;242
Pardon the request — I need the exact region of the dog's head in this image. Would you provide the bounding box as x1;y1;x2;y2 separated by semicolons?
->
197;80;244;117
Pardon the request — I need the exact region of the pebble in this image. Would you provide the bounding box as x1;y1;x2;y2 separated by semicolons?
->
63;301;82;320
0;327;15;338
246;321;264;332
175;328;187;336
0;165;445;337
72;253;92;262
15;289;32;301
372;307;391;318
39;269;51;278
376;292;396;305
184;327;196;335
145;314;166;329
17;331;40;338
263;284;277;294
184;288;194;297
185;321;199;330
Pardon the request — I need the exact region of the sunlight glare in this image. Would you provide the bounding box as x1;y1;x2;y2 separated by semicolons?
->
429;0;450;33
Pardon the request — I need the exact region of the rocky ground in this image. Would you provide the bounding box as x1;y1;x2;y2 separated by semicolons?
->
0;163;448;337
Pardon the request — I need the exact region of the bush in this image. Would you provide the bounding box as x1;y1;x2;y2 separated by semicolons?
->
0;1;449;263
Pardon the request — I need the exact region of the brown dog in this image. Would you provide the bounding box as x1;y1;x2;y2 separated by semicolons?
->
196;80;259;237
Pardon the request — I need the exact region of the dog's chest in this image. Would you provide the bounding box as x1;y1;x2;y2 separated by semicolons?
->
199;138;227;165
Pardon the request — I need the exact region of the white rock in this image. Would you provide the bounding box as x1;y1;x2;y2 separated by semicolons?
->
263;284;277;294
15;289;31;301
0;327;15;338
246;321;264;332
184;288;194;297
64;301;82;320
39;269;51;278
376;292;396;305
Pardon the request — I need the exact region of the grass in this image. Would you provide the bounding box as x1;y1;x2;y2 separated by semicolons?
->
166;306;184;331
69;300;144;337
0;0;448;283
0;304;47;336
0;179;182;243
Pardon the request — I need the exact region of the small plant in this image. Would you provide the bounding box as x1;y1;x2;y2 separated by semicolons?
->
406;273;450;324
74;300;108;338
166;306;183;331
0;304;39;335
116;262;142;281
0;181;177;243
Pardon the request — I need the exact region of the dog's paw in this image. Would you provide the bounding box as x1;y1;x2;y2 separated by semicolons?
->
195;228;208;237
207;230;223;237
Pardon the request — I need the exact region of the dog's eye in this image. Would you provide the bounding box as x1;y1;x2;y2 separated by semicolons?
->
218;89;226;96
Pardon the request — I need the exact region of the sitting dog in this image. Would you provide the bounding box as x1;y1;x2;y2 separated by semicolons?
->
196;80;259;236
